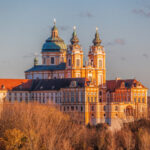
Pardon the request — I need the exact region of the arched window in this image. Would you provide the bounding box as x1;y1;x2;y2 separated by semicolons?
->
125;106;134;116
99;59;102;68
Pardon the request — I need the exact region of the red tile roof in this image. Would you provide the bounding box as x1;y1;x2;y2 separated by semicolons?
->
0;79;32;90
106;79;146;92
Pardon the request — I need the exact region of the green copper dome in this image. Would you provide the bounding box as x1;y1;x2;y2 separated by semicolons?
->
42;23;67;52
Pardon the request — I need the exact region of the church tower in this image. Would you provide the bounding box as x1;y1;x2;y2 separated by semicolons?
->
66;27;84;78
88;27;106;87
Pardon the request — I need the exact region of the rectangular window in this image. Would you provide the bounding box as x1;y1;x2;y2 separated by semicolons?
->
142;98;145;103
91;106;94;111
81;91;84;103
67;92;69;102
71;106;74;111
76;92;78;102
138;98;141;103
51;57;55;64
91;97;93;103
63;92;65;103
76;59;80;67
43;57;46;64
71;92;74;103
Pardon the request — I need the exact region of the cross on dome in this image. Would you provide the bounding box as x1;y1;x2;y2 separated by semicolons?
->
96;27;98;31
54;18;56;25
73;26;76;31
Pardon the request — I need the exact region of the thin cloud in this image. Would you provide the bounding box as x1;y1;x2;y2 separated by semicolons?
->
79;11;94;18
142;53;149;59
59;26;70;31
121;57;126;61
105;38;125;46
132;9;150;17
23;52;39;58
114;39;125;45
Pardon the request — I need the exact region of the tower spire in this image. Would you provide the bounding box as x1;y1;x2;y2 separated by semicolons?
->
70;26;79;45
93;27;101;46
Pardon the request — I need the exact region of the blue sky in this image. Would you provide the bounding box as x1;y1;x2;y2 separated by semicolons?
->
0;0;150;91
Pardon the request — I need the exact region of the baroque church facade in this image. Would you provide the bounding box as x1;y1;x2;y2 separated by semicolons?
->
0;21;148;126
25;22;106;88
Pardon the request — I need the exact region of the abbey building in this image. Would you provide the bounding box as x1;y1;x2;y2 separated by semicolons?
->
0;21;148;125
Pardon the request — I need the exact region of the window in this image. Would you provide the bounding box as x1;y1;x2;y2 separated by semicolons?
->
81;106;83;112
99;98;102;102
142;98;145;103
67;92;70;102
68;59;71;66
63;92;65;103
43;57;46;64
71;92;74;103
64;106;66;111
138;98;141;103
76;106;78;110
134;98;136;103
99;59;102;68
91;106;94;111
81;92;84;102
76;59;80;67
99;91;102;96
76;92;78;102
9;97;11;102
91;97;93;103
71;106;74;111
51;57;55;64
67;106;69;111
95;97;97;102
104;106;106;111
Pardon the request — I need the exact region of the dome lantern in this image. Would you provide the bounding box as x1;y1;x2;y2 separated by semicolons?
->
93;27;101;46
51;18;58;37
42;19;67;52
70;26;79;45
